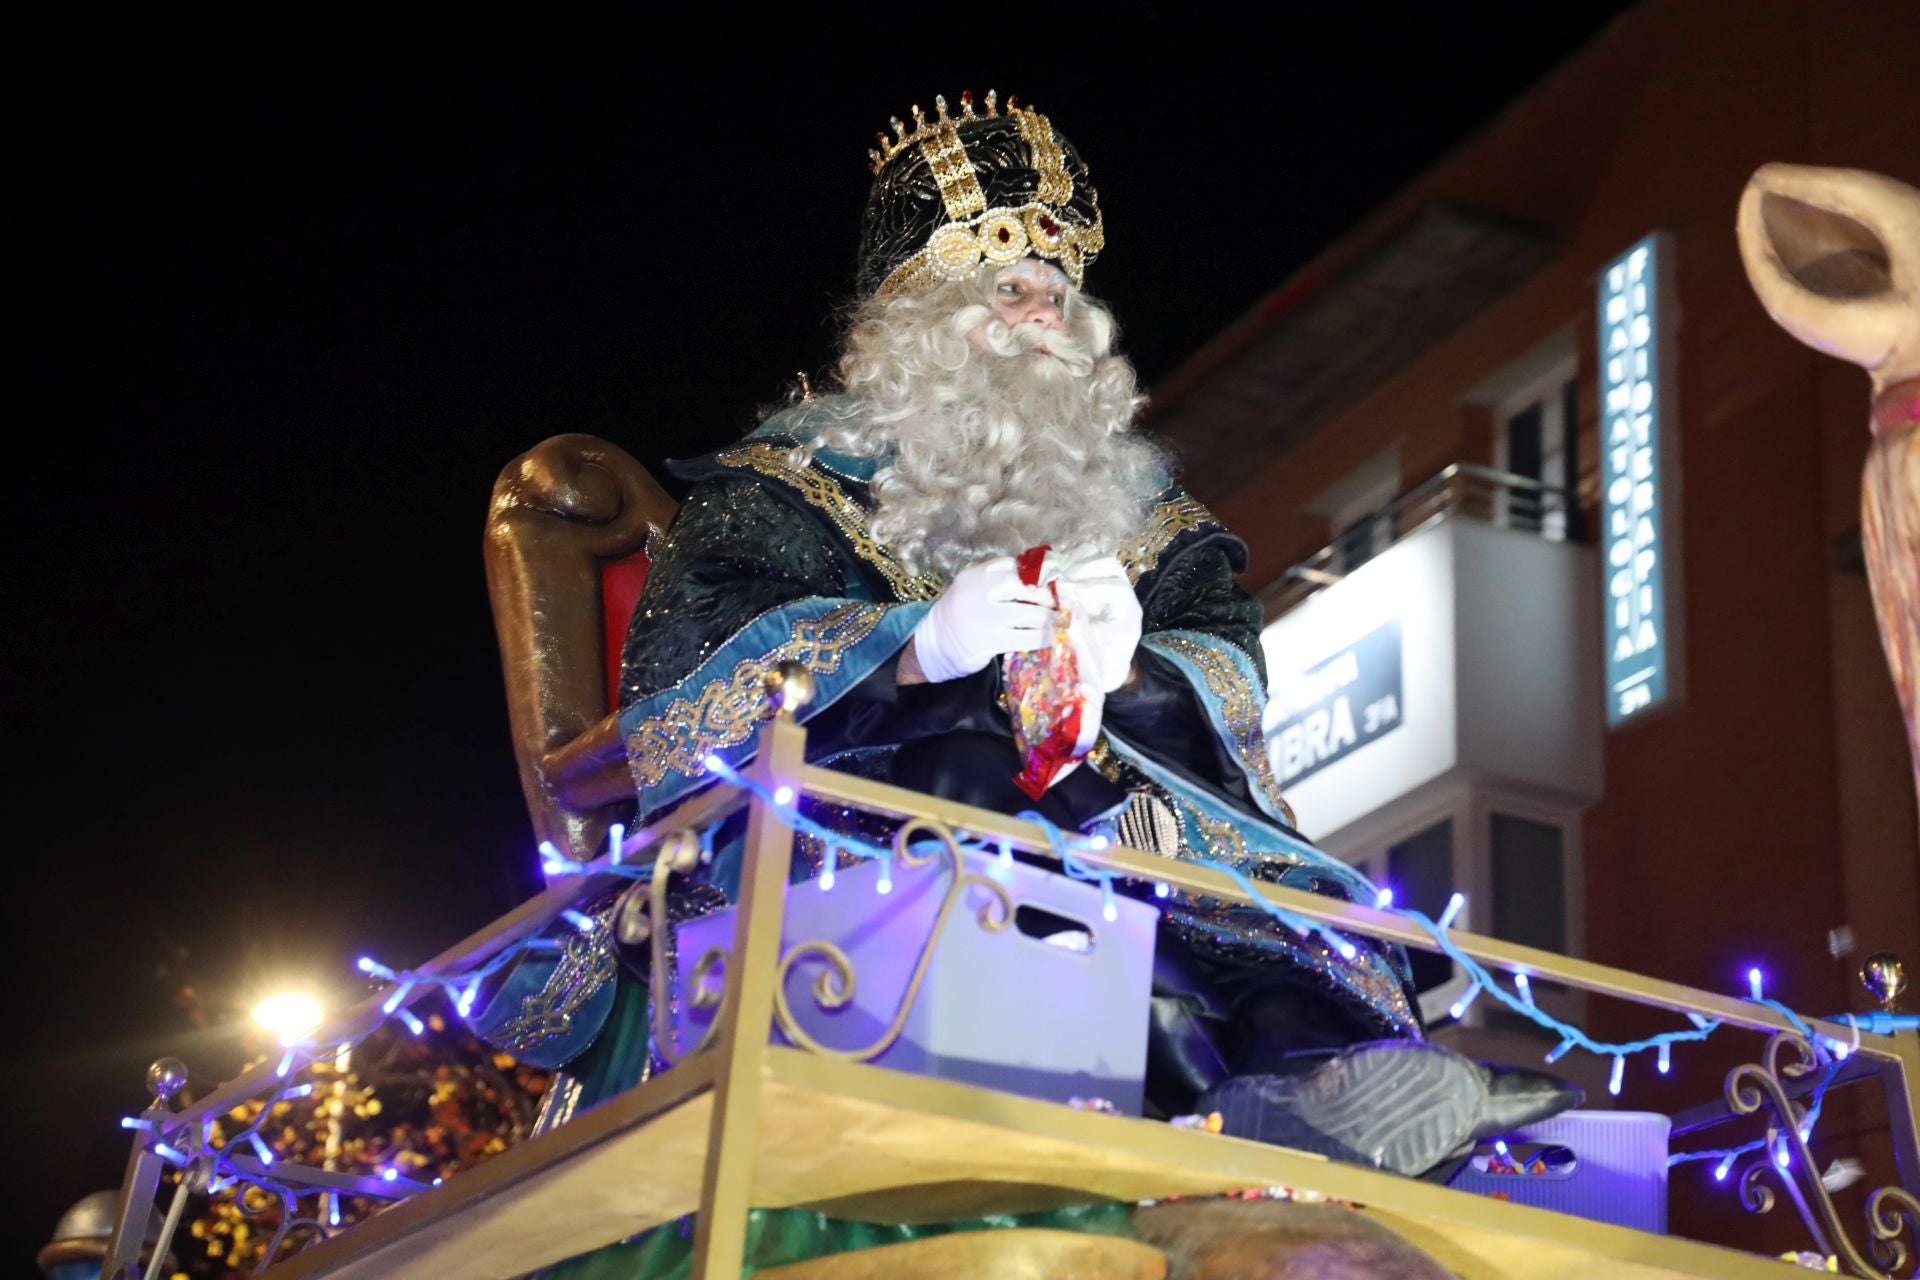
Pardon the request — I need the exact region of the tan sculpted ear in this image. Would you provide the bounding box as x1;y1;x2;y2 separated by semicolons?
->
1736;162;1920;389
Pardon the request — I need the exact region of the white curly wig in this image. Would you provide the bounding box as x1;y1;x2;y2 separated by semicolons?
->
794;266;1164;579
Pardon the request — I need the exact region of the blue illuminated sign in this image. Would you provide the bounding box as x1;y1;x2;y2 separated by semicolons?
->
1598;234;1672;724
1269;619;1404;787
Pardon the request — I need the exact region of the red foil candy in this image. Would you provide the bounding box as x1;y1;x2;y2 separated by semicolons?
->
1005;545;1095;799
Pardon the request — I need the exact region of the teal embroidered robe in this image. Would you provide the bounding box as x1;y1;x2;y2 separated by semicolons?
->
612;400;1418;1040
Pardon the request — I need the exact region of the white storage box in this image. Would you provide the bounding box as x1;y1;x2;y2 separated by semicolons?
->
674;846;1158;1112
1449;1110;1671;1232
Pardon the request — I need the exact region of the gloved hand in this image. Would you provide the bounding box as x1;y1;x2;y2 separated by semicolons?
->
910;555;1054;683
1062;553;1143;693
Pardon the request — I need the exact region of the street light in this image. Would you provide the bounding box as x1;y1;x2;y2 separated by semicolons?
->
251;992;323;1045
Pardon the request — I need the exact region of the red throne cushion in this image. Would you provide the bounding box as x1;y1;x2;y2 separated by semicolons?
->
602;551;653;711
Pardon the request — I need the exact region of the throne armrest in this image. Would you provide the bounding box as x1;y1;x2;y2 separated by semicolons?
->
484;434;677;859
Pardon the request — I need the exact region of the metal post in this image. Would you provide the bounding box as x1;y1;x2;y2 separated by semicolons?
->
100;1058;189;1279
690;699;808;1278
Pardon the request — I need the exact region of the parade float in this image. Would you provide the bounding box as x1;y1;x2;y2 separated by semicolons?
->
63;163;1920;1280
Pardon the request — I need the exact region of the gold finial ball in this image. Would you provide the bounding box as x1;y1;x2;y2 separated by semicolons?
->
1860;952;1906;1010
146;1057;190;1105
765;662;816;717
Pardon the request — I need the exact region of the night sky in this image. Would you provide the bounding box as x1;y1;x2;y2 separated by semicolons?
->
13;5;1636;1262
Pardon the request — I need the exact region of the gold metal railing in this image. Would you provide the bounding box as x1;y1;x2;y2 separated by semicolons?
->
100;680;1920;1279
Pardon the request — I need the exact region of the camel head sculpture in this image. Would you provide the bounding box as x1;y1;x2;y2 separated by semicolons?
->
1736;163;1920;805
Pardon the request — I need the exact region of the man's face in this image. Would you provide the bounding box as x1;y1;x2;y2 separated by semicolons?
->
967;259;1071;353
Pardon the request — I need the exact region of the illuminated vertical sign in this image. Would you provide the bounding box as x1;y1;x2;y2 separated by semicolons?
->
1598;233;1674;725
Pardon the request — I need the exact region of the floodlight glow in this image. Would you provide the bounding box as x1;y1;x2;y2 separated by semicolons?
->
252;992;324;1045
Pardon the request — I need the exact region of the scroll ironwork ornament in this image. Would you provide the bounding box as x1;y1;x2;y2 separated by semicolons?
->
771;817;1014;1061
1724;1029;1919;1277
646;830;726;1066
232;1171;331;1274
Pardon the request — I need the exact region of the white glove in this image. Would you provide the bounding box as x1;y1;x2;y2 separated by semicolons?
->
911;555;1053;683
1061;554;1142;693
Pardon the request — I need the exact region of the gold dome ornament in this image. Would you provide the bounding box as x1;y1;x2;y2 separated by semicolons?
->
1860;952;1907;1011
765;661;817;718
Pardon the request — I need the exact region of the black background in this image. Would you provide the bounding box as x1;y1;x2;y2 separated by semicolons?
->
12;4;1636;1264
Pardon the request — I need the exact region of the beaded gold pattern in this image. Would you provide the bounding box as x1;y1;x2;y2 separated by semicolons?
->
919;122;987;221
871;92;1104;296
1013;105;1073;206
1153;634;1297;827
714;442;943;602
625;602;890;788
1121;494;1219;581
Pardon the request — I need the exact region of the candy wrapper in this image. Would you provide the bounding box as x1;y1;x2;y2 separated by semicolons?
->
1004;544;1104;799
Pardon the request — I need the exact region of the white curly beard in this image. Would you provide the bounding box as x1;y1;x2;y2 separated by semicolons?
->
797;272;1165;580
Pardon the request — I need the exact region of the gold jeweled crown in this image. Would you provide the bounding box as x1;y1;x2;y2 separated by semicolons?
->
855;90;1105;297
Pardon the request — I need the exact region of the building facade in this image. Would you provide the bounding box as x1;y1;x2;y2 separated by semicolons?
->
1148;0;1918;1251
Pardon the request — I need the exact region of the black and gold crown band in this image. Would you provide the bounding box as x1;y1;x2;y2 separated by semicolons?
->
855;90;1105;298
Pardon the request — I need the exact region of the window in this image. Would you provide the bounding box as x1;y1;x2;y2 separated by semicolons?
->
1387;818;1456;996
1341;791;1582;1027
1309;444;1402;575
1490;812;1568;954
1495;364;1579;540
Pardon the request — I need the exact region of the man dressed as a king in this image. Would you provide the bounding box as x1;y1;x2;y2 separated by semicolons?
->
510;93;1577;1191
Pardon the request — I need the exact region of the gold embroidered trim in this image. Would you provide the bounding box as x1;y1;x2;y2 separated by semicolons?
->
876;201;1106;296
1154;635;1297;827
1013;107;1073;207
625;602;890;788
715;442;943;601
919;121;987;221
1122;494;1218;581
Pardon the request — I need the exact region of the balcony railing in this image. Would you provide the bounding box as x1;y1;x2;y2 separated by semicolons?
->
1263;462;1581;618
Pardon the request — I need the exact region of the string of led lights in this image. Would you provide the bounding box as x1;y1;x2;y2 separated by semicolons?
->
137;760;1895;1216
